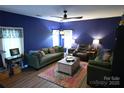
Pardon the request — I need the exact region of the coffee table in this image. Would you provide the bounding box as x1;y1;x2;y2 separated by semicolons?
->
58;56;80;75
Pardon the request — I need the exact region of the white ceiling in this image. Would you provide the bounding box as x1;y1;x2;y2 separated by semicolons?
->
0;5;124;22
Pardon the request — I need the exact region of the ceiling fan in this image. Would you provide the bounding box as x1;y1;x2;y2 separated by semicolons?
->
51;10;83;21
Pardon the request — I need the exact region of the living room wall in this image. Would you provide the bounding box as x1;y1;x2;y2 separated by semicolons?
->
0;10;121;50
62;17;121;49
0;10;60;52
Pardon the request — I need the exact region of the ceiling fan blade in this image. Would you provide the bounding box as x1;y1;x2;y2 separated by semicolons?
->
66;16;83;19
50;16;63;18
50;10;83;21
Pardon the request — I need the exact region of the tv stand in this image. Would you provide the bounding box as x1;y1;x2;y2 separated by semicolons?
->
5;55;23;76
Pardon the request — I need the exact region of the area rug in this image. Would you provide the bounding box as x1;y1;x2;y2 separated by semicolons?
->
38;62;88;88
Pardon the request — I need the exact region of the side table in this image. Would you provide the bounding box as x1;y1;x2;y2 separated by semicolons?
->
5;55;23;76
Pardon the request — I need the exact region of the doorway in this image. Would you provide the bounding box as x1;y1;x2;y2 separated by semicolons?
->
52;30;73;48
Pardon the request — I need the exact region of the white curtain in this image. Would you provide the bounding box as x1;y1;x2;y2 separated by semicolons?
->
64;30;73;48
2;38;24;58
52;30;59;46
0;27;24;58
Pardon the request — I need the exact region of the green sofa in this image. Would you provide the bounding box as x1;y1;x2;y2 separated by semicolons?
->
26;46;64;69
87;49;113;87
87;60;112;87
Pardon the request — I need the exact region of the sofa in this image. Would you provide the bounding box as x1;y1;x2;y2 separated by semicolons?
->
26;46;64;69
87;49;113;87
87;61;112;87
73;44;89;61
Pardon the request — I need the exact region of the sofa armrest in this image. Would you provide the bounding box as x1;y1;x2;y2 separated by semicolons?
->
27;54;40;69
88;64;111;73
88;60;112;69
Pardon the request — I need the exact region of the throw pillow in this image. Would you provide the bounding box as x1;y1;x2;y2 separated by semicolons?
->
53;46;59;53
94;56;102;62
49;48;55;54
39;51;45;56
42;48;49;54
103;52;111;62
58;47;64;52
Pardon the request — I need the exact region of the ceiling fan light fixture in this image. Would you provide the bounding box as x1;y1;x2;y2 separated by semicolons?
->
64;14;67;19
51;10;83;22
64;10;67;14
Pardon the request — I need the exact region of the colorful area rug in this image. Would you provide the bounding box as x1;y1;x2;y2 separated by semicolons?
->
38;62;88;88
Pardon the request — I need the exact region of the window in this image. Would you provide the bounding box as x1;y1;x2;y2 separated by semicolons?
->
52;30;59;46
64;30;73;49
0;27;24;58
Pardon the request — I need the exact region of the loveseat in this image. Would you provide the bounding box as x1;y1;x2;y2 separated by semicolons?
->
26;46;64;69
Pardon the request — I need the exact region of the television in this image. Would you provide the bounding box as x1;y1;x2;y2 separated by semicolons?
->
10;48;20;56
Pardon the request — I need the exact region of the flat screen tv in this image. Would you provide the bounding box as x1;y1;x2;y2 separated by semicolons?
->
10;48;20;56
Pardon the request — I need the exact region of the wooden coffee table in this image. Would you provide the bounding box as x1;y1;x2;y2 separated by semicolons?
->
58;56;80;75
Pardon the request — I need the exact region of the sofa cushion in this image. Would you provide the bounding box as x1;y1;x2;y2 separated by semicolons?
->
50;52;63;58
39;51;46;56
40;55;52;64
53;46;59;53
49;48;55;54
53;46;64;52
39;53;63;64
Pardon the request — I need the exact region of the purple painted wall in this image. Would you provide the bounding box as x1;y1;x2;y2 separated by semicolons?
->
62;17;121;49
0;10;121;51
0;11;60;52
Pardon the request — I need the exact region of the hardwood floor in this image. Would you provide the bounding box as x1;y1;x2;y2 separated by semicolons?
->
0;63;90;88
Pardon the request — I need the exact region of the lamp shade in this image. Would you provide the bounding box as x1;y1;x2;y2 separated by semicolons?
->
93;39;99;45
60;31;64;35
